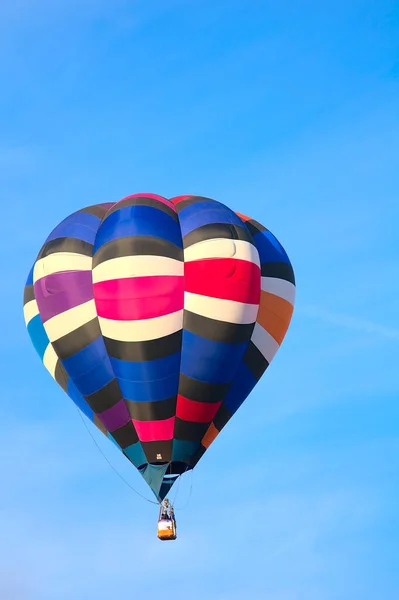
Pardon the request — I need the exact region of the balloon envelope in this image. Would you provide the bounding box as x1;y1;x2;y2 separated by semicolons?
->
23;194;295;500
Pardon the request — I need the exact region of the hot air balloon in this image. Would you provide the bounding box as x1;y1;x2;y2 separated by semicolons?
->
23;194;295;540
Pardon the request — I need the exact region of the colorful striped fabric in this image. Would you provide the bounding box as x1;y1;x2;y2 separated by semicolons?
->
23;194;295;501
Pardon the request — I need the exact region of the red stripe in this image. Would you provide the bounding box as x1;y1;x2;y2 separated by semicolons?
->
94;276;184;299
184;259;261;304
176;396;221;423
95;296;183;320
235;211;252;222
116;193;176;211
94;276;184;320
132;417;175;442
170;195;192;205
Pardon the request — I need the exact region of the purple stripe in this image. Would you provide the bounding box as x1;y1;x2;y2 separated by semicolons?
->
97;399;131;431
34;270;94;322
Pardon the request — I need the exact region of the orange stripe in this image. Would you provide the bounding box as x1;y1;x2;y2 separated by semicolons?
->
201;422;219;449
257;291;294;344
235;211;252;222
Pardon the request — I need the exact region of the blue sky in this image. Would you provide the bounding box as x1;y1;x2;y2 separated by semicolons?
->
1;1;399;598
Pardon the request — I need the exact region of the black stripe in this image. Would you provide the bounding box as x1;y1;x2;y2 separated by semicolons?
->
104;330;182;362
36;237;94;260
261;261;295;284
167;461;192;475
141;440;172;463
213;403;232;431
80;204;113;219
85;379;122;413
174;418;210;442
104;196;179;222
244;341;269;380
173;196;217;213
179;374;230;403
109;421;139;448
190;444;206;467
54;361;69;392
245;219;267;237
183;222;254;249
127;397;177;421
23;284;35;305
93;235;183;267
52;319;101;360
184;311;255;344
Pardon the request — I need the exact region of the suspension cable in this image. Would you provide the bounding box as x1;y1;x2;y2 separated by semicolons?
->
174;469;194;510
75;406;159;505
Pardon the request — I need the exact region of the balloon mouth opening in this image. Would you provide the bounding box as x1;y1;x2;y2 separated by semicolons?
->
139;461;193;476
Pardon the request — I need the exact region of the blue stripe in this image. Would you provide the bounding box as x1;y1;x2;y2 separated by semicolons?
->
26;264;34;286
110;352;181;382
66;359;115;396
27;314;49;360
124;442;147;468
47;211;100;237
94;205;183;251
159;477;179;501
110;352;181;402
67;379;95;422
46;223;99;245
61;337;107;378
118;373;180;402
180;330;248;384
178;200;244;237
141;463;169;497
172;440;200;462
223;363;257;415
253;230;290;264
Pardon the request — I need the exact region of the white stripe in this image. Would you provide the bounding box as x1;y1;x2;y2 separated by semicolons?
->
261;277;296;305
33;254;92;282
23;299;39;325
251;323;280;363
43;344;59;378
44;299;97;342
92;255;183;283
184;292;258;325
184;239;260;267
98;310;183;342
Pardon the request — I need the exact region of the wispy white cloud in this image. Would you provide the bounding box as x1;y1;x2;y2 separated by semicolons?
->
0;481;378;600
2;3;398;598
299;304;399;340
1;398;388;600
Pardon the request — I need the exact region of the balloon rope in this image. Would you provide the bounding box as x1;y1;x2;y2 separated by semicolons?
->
170;469;183;506
75;406;159;505
174;469;194;511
